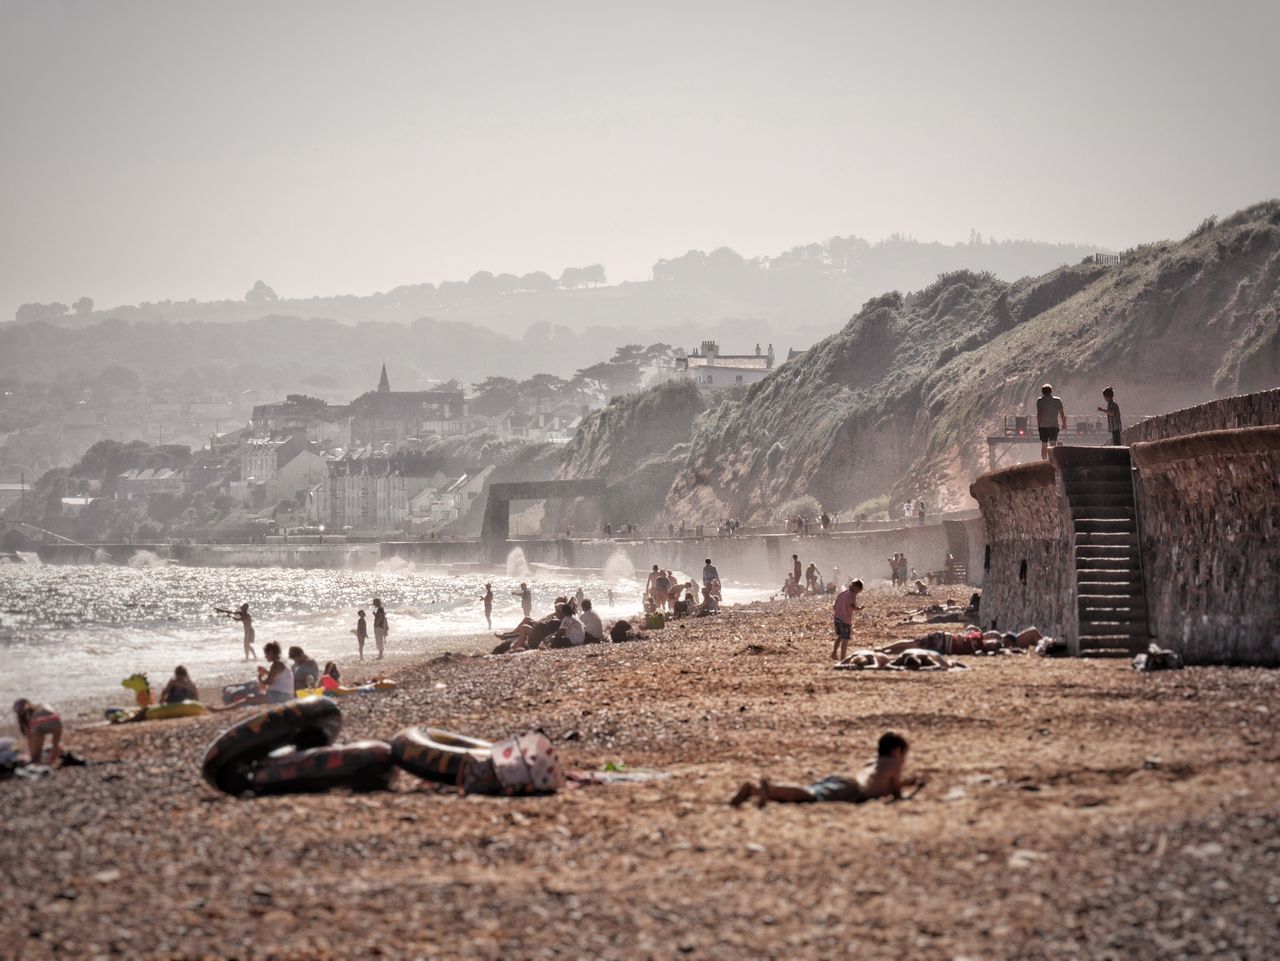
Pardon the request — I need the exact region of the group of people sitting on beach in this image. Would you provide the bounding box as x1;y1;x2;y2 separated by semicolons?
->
492;595;625;654
779;554;840;600
643;561;722;618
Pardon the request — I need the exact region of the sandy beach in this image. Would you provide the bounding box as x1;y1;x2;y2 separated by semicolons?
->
3;588;1278;960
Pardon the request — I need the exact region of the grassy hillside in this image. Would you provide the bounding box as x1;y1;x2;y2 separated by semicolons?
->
558;201;1280;524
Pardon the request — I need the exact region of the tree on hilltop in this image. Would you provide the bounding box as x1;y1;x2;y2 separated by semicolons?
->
245;280;278;304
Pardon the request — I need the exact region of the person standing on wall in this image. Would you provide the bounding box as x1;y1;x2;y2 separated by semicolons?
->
1098;387;1123;446
1037;384;1067;460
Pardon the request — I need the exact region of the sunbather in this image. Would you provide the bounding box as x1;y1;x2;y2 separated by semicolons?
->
729;732;924;807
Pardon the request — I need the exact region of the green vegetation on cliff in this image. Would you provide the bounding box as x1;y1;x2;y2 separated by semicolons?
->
558;201;1280;524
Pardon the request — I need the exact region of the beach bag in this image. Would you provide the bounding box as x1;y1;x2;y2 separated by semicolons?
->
645;612;665;630
490;731;565;795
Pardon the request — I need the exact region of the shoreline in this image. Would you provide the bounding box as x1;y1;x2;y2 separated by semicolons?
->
5;588;1277;959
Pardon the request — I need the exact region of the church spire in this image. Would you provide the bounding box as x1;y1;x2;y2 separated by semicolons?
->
377;362;390;392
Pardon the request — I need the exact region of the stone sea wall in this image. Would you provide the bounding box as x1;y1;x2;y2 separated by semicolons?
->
1123;388;1280;445
969;462;1075;646
1131;426;1280;665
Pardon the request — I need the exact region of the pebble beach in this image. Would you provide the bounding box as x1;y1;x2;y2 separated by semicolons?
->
4;588;1279;960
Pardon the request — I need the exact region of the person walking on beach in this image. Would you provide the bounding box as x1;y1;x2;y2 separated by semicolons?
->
514;582;532;618
831;578;863;662
702;558;720;588
216;603;256;661
481;583;494;629
372;598;388;660
1037;383;1068;460
1098;387;1123;446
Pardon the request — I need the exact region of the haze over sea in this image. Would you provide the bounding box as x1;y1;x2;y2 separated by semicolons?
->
0;558;767;710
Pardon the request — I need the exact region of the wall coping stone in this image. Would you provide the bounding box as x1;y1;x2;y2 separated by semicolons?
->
1131;425;1280;468
969;460;1056;501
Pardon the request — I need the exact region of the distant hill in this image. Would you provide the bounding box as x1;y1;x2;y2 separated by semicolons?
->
555;201;1280;525
4;233;1102;385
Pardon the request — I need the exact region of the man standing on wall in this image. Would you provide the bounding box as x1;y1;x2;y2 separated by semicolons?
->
1098;387;1123;446
1037;384;1068;460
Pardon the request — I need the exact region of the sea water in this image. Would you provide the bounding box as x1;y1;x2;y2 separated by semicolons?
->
0;561;767;710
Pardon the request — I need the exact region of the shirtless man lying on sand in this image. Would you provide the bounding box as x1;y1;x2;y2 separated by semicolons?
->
729;731;924;807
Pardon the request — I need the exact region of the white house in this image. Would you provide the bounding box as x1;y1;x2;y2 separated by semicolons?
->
674;341;776;390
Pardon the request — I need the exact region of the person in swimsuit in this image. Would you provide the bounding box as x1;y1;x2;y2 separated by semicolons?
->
729;732;923;807
513;582;533;619
220;603;256;661
13;698;63;766
831;579;863;662
481;584;494;629
159;666;199;705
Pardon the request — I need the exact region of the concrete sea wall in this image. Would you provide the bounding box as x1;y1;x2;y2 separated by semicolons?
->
969;462;1074;644
1131;426;1280;665
1124;388;1280;445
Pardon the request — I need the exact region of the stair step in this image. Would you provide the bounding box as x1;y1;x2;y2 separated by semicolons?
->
1079;595;1147;609
1068;494;1134;509
1061;466;1132;482
1076;571;1143;583
1075;545;1139;558
1077;583;1145;596
1062;481;1133;497
1077;561;1139;573
1079;620;1149;635
1079;639;1148;654
1075;519;1136;534
1071;507;1136;521
1075;532;1138;547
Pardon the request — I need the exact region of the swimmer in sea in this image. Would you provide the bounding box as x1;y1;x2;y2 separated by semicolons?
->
481;583;494;629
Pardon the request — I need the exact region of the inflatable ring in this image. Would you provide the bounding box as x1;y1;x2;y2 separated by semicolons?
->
202;696;342;795
250;740;396;795
391;727;492;785
144;700;205;721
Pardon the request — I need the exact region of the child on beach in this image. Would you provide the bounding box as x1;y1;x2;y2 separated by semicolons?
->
353;609;368;660
13;698;63;766
831;579;863;662
729;731;924;807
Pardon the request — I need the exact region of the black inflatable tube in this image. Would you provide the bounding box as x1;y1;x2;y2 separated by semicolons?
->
250;740;396;795
202;696;342;794
390;727;492;785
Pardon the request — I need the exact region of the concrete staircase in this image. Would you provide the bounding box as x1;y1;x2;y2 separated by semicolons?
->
1056;447;1151;654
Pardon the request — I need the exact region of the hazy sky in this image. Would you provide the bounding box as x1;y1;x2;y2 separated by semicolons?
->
2;0;1278;317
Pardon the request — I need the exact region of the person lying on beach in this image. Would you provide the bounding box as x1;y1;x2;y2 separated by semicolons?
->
835;647;966;671
729;732;924;808
13;698;63;766
492;614;559;655
878;630;1016;657
159;666;198;705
